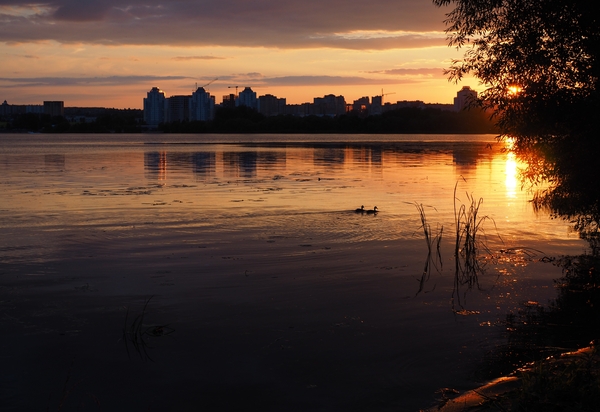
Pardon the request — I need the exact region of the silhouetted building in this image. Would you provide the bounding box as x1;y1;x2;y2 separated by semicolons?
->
285;103;311;117
313;94;346;116
27;105;44;114
0;100;11;117
143;87;167;126
222;93;237;109
237;87;258;110
258;94;286;117
381;100;427;112
166;95;190;123
426;103;455;111
370;95;383;115
190;87;215;121
44;101;64;117
352;96;370;114
454;86;477;111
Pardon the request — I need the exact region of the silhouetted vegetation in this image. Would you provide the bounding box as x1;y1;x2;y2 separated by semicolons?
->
481;253;600;378
3;108;143;133
158;105;497;134
434;0;600;240
432;5;600;405
434;0;599;149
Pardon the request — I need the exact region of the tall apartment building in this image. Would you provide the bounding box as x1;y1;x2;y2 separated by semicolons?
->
166;95;190;123
190;87;215;121
221;93;237;108
352;96;370;113
454;86;478;111
143;87;167;126
237;87;258;110
370;95;383;115
258;94;286;117
44;101;64;117
313;94;346;116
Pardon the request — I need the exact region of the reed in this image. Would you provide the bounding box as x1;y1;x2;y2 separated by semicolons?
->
452;180;500;309
414;202;443;295
122;296;174;361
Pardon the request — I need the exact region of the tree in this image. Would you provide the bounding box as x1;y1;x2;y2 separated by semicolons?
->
434;0;600;242
434;0;599;149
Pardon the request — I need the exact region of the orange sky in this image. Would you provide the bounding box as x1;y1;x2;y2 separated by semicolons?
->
1;1;482;108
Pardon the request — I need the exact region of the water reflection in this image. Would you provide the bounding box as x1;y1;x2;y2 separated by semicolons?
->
223;152;258;178
44;154;65;171
478;137;600;382
505;151;518;199
314;147;345;170
1;134;591;412
140;143;497;181
525;137;600;253
193;152;216;178
144;151;168;180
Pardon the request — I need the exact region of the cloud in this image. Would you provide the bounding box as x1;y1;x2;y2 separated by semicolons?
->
172;56;227;61
261;75;403;87
0;0;450;49
0;73;425;92
366;68;446;76
0;75;192;88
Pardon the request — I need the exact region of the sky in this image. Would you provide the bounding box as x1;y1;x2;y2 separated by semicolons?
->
0;0;480;109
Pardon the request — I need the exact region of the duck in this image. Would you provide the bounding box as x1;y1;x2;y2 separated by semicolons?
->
366;206;378;214
355;205;365;213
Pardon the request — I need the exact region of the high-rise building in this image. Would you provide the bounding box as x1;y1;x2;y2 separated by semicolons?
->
190;87;215;121
237;87;258;110
352;96;370;114
222;93;237;109
43;101;64;117
370;96;383;115
454;86;477;111
314;94;346;116
166;95;191;123
143;87;167;126
258;94;286;117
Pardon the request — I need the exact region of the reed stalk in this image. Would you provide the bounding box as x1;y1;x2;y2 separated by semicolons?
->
415;202;443;295
452;180;500;309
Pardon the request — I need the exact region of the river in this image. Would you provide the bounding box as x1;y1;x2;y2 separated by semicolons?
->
0;133;587;411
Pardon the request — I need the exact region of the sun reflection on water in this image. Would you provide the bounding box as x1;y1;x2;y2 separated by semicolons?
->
505;151;518;199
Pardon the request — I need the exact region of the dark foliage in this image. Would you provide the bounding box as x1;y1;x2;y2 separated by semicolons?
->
479;254;600;382
434;0;600;242
158;105;497;134
4;108;142;133
434;0;599;148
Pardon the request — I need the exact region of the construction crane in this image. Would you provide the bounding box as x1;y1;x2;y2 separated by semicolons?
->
194;78;218;91
228;85;266;94
203;78;218;88
380;89;396;105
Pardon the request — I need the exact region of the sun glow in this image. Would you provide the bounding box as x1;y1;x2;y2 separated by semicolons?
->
508;85;522;96
505;151;518;199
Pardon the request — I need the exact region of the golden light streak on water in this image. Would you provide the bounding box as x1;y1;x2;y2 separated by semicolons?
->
505;151;518;199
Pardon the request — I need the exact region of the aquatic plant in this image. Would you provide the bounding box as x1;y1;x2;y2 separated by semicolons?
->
452;179;500;310
414;202;443;295
122;296;174;362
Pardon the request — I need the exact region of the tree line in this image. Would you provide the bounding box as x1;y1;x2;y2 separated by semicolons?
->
160;106;497;134
2;105;497;134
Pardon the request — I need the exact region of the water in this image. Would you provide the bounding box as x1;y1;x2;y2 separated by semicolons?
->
0;133;586;411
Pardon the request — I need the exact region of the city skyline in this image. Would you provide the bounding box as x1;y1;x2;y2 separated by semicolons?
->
2;84;474;111
1;0;481;109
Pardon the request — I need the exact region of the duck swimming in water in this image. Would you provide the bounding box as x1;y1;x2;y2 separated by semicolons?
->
366;206;378;214
355;205;365;213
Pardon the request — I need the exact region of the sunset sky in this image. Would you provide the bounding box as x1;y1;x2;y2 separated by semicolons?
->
0;0;480;109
